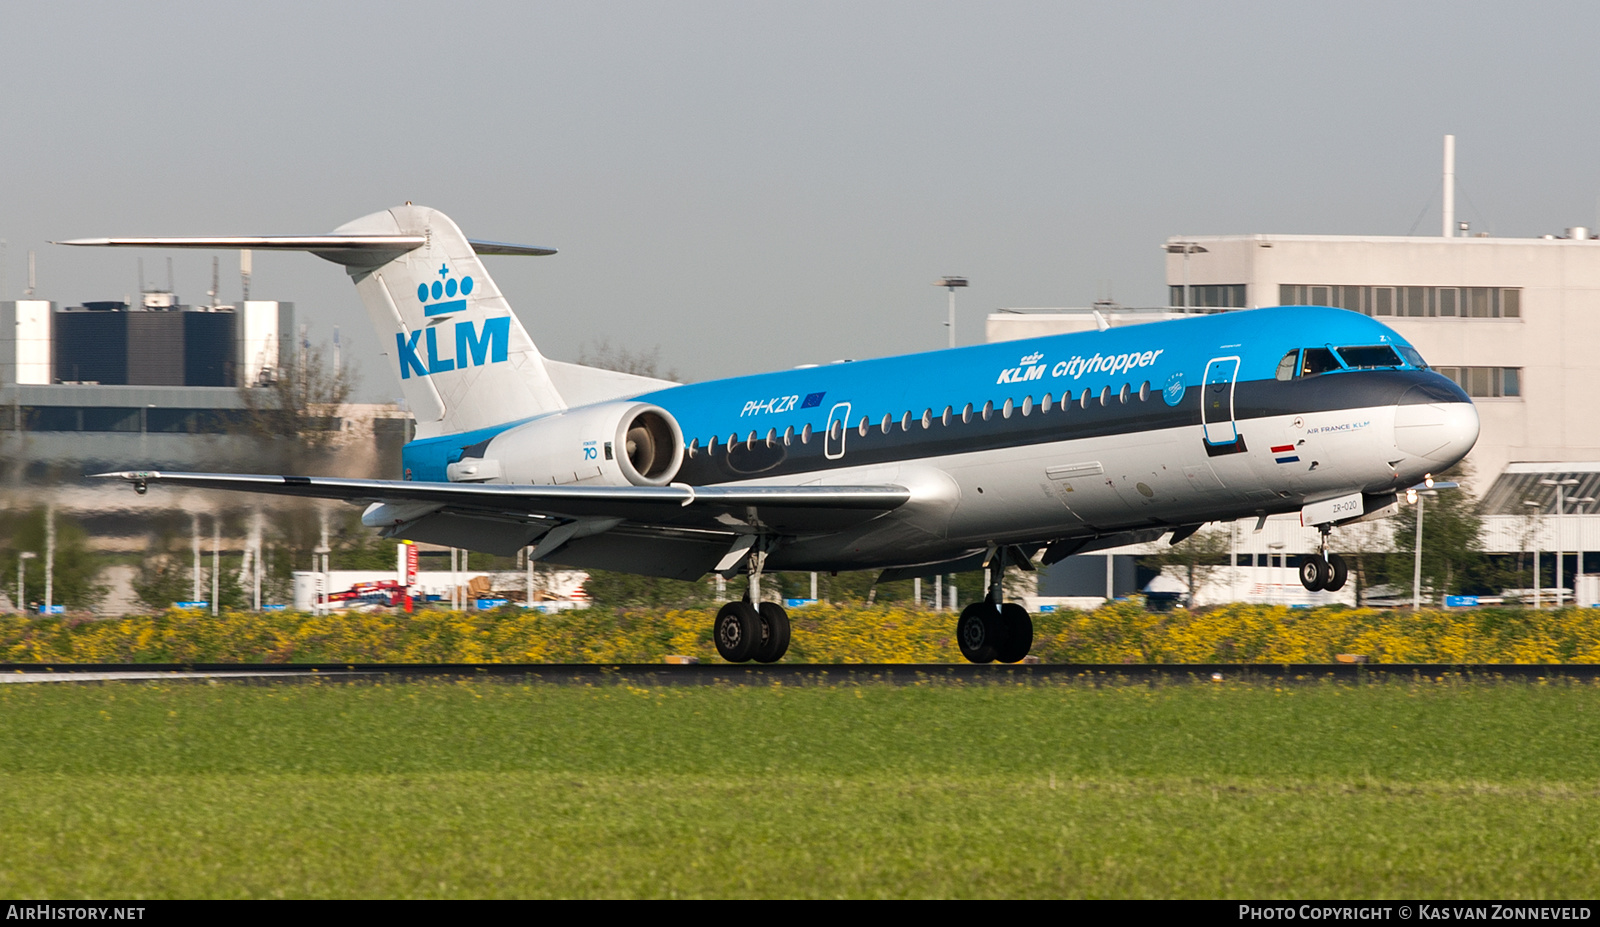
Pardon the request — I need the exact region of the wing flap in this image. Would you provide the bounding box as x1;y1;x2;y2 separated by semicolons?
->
93;471;909;533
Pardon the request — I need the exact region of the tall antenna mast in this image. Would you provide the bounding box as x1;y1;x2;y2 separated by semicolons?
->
1442;134;1456;238
208;255;219;308
138;257;145;294
240;249;252;301
26;250;36;297
166;256;174;294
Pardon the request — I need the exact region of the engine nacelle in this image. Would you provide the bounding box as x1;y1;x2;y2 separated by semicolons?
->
447;401;684;487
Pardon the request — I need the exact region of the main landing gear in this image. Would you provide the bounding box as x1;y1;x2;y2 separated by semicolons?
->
712;537;792;664
1298;526;1349;592
713;599;791;663
956;545;1035;664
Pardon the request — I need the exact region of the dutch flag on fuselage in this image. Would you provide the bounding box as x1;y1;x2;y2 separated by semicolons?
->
1272;444;1300;464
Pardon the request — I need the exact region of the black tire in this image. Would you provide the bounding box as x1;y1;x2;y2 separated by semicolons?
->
995;602;1033;664
714;601;762;663
753;602;791;663
1298;555;1328;592
1324;553;1349;592
957;602;1001;664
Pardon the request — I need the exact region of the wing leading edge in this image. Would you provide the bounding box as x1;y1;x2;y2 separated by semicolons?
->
92;470;910;534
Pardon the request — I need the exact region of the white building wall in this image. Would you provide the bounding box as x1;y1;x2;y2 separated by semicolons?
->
237;301;294;387
2;300;54;385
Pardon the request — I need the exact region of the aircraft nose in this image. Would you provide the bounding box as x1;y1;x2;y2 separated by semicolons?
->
1393;387;1480;465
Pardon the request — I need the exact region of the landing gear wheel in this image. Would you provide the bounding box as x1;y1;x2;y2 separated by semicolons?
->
753;602;791;663
957;602;1002;664
995;602;1033;664
1298;555;1329;592
1324;553;1348;592
714;601;762;663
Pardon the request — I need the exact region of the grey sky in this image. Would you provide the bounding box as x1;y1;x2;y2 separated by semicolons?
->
5;1;1599;399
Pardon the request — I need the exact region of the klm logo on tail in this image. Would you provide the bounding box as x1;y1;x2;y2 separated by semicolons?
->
397;317;510;380
419;262;474;317
398;261;509;379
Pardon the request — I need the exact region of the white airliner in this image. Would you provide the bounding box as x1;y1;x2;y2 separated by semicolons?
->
61;204;1479;663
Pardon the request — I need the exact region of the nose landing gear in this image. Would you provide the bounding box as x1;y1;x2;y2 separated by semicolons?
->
1298;526;1349;592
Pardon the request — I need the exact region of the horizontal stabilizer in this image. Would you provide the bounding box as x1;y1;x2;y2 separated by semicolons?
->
54;236;554;258
60;205;567;437
54;235;426;251
466;239;559;256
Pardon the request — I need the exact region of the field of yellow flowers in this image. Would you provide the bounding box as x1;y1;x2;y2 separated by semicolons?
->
7;601;1600;664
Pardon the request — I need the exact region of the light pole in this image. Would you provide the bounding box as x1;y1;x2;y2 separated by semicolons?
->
1407;484;1440;610
16;552;35;613
1540;478;1579;607
934;277;967;349
1164;242;1209;309
1575;496;1596;606
1524;500;1543;607
1268;541;1285;604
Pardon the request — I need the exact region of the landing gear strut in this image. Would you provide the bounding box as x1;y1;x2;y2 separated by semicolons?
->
956;545;1034;664
1298;526;1349;592
712;537;792;664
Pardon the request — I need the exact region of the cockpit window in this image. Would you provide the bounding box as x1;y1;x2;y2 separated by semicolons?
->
1336;345;1404;369
1396;345;1428;369
1275;350;1299;382
1300;347;1341;377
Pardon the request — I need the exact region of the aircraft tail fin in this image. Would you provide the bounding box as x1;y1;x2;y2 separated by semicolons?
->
331;205;566;437
59;204;568;438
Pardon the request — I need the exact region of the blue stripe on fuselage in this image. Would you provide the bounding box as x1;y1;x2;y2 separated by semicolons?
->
401;307;1441;483
636;306;1424;450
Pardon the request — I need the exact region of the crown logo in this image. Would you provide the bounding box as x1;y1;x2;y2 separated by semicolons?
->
1020;352;1043;365
418;263;475;317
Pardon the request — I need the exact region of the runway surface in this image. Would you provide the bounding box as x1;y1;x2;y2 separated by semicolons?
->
2;662;1599;684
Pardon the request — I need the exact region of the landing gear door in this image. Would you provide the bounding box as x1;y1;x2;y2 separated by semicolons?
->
1201;356;1241;447
824;402;851;460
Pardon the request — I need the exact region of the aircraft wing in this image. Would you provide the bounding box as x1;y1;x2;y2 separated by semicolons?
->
92;470;909;534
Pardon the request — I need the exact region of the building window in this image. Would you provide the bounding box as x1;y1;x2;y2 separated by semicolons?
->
1280;284;1522;319
1435;366;1522;398
1170;284;1246;308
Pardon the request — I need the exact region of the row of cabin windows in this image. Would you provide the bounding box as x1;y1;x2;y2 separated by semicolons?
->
685;381;1157;458
1280;284;1521;319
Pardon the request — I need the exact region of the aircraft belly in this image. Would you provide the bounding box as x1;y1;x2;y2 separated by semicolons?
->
942;427;1196;542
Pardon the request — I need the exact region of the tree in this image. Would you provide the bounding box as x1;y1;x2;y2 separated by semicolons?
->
132;515;251;612
1137;525;1233;603
234;332;358;458
580;569;717;609
1387;464;1491;600
0;507;106;611
578;339;680;382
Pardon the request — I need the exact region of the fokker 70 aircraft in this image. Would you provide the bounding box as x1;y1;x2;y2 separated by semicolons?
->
62;204;1479;664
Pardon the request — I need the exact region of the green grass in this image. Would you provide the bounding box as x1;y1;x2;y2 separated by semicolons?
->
2;677;1599;898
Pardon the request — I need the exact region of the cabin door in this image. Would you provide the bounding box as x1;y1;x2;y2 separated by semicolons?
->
824;402;851;460
1201;356;1242;447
